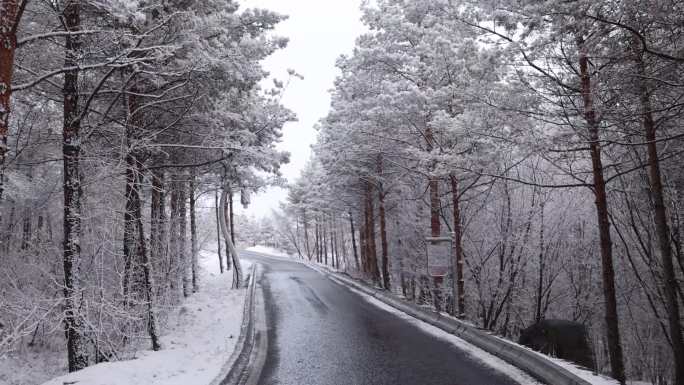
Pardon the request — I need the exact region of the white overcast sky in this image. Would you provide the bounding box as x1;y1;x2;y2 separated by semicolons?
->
236;0;365;218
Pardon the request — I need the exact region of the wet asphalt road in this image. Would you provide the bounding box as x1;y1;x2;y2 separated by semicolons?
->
242;251;521;385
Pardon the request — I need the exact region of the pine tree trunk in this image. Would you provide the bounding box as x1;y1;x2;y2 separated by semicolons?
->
377;166;390;290
360;205;368;273
189;174;198;293
323;217;329;266
366;181;380;283
632;37;684;385
577;35;626;384
21;206;30;250
122;152;139;301
333;218;340;269
214;190;224;273
229;188;235;244
315;220;320;263
0;0;22;212
179;174;190;297
303;209;311;260
349;211;359;270
450;174;465;317
150;170;165;278
223;186;232;270
429;176;443;311
168;178;179;294
61;0;88;372
134;172;161;351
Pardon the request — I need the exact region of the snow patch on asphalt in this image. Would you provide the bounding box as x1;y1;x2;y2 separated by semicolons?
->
39;251;250;385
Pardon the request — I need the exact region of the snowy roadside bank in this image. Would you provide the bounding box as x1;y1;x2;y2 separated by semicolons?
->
36;250;251;385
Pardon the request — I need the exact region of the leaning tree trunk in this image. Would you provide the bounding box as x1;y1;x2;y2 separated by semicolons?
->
219;187;242;288
632;37;684;385
61;0;89;372
577;35;626;384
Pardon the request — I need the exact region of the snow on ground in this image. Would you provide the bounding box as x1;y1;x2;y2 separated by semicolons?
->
0;345;65;385
245;245;292;258
37;251;251;385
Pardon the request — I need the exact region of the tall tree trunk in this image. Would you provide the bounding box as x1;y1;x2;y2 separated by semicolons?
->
178;173;190;297
323;216;329;266
429;176;443;311
169;179;180;294
303;209;311;260
0;0;24;212
378;183;390;290
21;206;30;250
135;172;161;351
229;188;235;244
535;201;545;323
632;37;684;385
2;203;14;253
449;174;465;317
361;204;368;273
189;174;198;293
61;0;88;371
314;220;320;263
122;152;139;301
349;211;359;270
214;189;224;273
366;181;380;283
150;170;165;277
577;35;626;384
219;187;242;288
333;217;340;269
223;185;232;270
123;79;146;302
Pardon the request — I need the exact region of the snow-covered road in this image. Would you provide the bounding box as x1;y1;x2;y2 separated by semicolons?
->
243;250;540;385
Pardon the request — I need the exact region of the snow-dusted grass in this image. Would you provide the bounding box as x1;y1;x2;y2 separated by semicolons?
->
34;251;250;385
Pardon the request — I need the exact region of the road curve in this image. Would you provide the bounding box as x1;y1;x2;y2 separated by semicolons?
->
242;250;523;385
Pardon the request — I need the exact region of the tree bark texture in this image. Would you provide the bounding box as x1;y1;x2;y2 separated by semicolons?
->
577;35;626;384
61;0;89;372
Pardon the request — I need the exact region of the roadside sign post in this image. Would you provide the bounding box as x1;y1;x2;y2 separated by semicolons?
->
426;236;452;277
426;236;452;313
